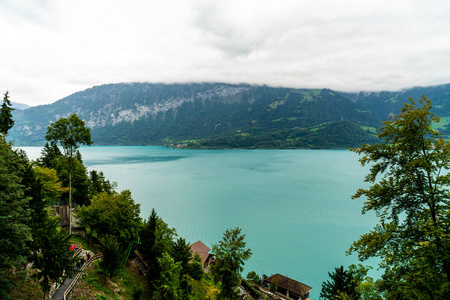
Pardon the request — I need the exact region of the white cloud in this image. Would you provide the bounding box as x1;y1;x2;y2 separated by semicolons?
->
1;0;450;106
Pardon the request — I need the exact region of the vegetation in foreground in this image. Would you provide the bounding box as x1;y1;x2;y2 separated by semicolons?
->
5;89;450;299
321;95;450;299
1;91;253;299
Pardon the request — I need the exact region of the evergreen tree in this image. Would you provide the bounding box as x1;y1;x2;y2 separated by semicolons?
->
140;209;157;264
36;141;62;169
186;252;204;280
171;237;192;274
32;214;73;299
139;209;177;295
171;237;193;297
88;170;116;199
16;150;74;300
320;266;359;300
98;234;124;279
0;91;14;136
153;252;183;300
0;138;31;299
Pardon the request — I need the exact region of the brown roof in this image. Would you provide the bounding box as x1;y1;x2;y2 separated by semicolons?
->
190;240;210;253
189;240;213;265
264;273;312;296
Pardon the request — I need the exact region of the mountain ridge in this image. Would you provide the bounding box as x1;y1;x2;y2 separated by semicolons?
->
8;82;450;148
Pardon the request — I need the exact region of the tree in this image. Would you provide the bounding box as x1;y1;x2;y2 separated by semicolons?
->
186;252;204;280
14;149;74;300
320;266;359;300
140;209;157;265
88;170;116;199
347;264;382;300
33;166;68;205
139;209;177;295
171;237;192;274
350;95;450;298
45;113;92;234
98;234;124;279
210;227;252;299
76;190;141;246
0;138;31;299
153;252;183;300
32;213;74;299
36;141;62;169
54;156;90;206
246;271;261;285
0;91;14;136
171;237;193;297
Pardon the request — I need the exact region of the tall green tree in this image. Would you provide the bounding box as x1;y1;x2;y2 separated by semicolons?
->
16;150;74;300
0;91;14;136
139;209;177;295
98;234;124;279
153;252;183;300
0;138;31;299
32;213;73;299
350;95;450;298
210;227;252;299
33;166;68;205
76;190;141;246
54;156;90;206
320;266;359;300
45;113;92;234
171;237;193;297
171;237;192;274
186;252;204;280
36;141;62;169
88;170;116;199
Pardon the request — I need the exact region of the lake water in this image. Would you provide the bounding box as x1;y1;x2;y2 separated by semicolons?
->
21;146;378;299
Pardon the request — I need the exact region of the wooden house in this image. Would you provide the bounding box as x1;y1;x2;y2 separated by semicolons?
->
189;240;214;269
264;273;312;300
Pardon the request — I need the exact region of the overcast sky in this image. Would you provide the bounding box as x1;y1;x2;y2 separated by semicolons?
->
1;0;449;106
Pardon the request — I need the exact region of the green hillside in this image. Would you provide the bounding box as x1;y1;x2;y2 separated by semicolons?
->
9;82;450;149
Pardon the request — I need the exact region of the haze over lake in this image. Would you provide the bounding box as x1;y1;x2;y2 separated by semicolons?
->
21;146;378;298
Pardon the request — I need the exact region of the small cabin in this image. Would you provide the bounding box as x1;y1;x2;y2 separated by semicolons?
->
52;205;70;227
264;273;312;300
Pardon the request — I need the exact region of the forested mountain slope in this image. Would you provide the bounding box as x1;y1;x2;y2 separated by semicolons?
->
9;82;450;148
340;83;450;132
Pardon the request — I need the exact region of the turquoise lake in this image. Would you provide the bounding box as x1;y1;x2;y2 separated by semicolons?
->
21;146;379;299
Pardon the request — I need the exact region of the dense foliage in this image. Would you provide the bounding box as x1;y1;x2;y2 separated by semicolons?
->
76;190;142;246
1;109;226;299
45;113;92;234
0;91;14;136
0;137;32;299
210;227;252;299
320;266;360;300
350;95;450;298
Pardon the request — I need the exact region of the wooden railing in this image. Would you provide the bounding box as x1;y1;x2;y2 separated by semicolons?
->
61;249;147;299
72;243;83;258
134;250;149;276
63;253;103;300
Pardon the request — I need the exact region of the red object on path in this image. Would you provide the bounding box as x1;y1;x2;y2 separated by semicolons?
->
70;244;75;251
